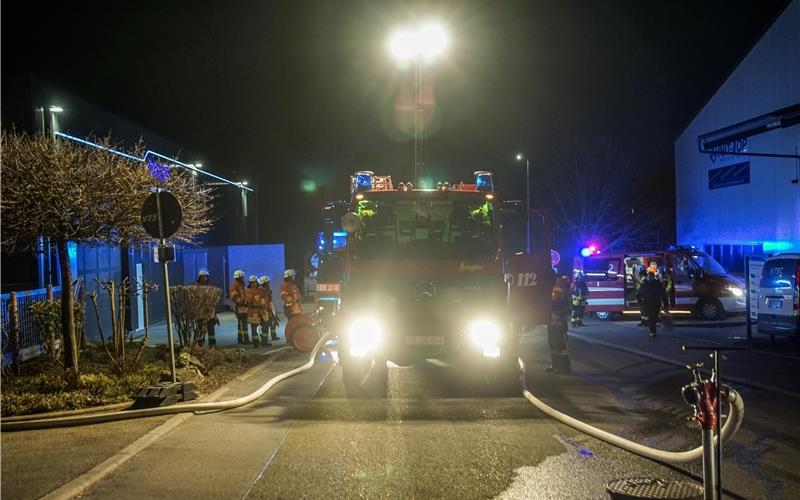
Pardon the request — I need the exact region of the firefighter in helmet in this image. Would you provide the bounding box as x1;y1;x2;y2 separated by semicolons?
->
246;275;270;347
195;268;220;348
570;270;589;327
259;275;280;342
639;262;668;338
547;274;572;373
280;269;303;319
230;269;249;344
658;265;674;314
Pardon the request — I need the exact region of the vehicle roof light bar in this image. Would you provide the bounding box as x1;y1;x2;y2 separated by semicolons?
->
54;131;255;192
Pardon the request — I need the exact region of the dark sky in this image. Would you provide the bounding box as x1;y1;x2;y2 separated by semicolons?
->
1;0;789;261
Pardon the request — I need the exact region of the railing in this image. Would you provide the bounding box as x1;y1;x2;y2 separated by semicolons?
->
1;286;62;365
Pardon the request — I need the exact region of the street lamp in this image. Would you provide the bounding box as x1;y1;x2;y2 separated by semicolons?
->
516;153;531;254
388;21;449;185
48;105;63;138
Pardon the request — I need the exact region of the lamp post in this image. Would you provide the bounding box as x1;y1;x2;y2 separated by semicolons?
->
389;21;448;185
516;153;531;254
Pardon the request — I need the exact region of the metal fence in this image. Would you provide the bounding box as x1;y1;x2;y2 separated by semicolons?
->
1;286;62;364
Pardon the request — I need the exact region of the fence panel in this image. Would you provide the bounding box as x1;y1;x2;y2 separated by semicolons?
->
1;286;62;364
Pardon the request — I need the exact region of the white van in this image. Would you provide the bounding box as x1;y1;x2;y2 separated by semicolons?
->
757;254;800;336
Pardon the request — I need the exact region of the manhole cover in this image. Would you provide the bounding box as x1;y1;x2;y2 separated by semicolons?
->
607;477;703;500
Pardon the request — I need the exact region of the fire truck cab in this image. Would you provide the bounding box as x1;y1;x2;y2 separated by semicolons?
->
333;171;551;397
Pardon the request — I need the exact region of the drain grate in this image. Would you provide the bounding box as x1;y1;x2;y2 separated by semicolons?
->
606;477;703;500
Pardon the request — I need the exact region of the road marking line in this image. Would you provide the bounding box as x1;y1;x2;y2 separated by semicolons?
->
40;350;290;500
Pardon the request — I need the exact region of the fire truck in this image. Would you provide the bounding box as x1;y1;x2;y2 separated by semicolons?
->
332;171;552;397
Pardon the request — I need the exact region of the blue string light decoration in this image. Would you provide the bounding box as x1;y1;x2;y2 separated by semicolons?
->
147;159;171;183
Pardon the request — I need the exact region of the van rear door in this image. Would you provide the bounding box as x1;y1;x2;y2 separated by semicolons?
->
759;258;799;317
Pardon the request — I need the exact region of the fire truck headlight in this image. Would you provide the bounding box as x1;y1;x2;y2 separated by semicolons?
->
347;318;383;357
468;320;501;357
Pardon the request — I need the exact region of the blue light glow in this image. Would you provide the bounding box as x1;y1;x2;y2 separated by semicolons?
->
54;131;254;192
763;240;797;253
580;247;592;258
355;171;373;192
474;171;494;192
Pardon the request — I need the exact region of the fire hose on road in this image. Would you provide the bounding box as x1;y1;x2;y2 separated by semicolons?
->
4;333;743;469
1;333;335;432
518;358;745;464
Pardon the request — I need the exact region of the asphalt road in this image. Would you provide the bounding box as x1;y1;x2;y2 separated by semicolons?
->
2;318;799;499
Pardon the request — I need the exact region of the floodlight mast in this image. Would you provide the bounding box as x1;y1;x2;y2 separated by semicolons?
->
388;21;449;186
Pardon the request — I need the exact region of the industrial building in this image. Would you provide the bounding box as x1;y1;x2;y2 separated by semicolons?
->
674;0;799;272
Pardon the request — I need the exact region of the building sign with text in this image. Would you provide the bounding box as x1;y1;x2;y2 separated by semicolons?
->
707;138;749;190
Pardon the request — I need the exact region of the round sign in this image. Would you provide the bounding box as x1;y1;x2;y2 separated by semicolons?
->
141;191;183;239
550;249;561;267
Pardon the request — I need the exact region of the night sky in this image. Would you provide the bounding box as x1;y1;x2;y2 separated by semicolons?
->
1;0;789;264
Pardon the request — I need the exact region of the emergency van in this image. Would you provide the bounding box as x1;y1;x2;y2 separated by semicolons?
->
580;247;746;320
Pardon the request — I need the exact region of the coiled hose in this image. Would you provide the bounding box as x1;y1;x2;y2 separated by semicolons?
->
2;334;334;432
518;358;744;463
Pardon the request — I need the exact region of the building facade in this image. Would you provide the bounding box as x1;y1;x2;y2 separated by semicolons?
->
674;1;799;272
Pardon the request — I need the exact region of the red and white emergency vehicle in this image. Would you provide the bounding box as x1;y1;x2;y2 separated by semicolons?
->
579;247;746;320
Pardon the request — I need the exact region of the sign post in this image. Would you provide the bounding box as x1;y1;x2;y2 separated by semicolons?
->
141;191;183;384
745;255;765;340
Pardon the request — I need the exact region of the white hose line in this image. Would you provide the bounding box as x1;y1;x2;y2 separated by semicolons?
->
2;335;333;432
519;358;744;464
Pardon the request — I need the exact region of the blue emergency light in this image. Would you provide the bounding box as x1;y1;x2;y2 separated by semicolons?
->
474;171;494;192
355;171;374;192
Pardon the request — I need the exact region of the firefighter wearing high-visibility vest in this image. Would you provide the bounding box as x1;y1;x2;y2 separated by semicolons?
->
570;270;589;327
658;265;674;313
230;269;249;344
259;275;280;342
246;275;271;347
280;269;303;319
547;274;572;374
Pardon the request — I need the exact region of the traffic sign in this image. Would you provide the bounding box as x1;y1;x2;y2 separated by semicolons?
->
141;191;183;239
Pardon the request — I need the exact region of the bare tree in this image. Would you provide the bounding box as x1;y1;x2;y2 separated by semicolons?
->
1;131;214;386
543;137;667;253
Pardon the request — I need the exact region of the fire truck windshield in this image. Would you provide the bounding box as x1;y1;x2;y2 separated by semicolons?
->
352;198;495;260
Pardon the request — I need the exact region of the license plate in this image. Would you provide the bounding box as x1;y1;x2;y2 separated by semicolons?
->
768;298;783;310
405;336;445;346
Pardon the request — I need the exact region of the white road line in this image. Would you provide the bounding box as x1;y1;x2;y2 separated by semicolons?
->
41;350;290;500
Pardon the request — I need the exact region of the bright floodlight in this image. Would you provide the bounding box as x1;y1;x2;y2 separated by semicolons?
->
516;153;524;161
49;105;64;112
194;162;203;168
389;21;448;61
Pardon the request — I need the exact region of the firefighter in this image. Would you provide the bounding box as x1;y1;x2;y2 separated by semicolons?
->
639;263;668;338
280;269;303;319
570;270;589;327
195;268;220;348
246;275;270;347
658;265;674;314
230;269;249;344
635;264;648;325
259;275;280;341
546;275;572;373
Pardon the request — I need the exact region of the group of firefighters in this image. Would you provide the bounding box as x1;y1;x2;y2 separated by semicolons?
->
194;267;304;348
546;260;673;373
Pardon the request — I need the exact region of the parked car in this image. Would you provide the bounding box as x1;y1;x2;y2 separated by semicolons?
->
757;253;800;336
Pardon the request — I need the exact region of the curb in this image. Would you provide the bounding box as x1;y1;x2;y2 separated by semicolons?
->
1;346;292;423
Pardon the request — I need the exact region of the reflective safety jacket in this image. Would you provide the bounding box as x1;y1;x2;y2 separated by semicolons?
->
230;279;248;314
280;280;303;315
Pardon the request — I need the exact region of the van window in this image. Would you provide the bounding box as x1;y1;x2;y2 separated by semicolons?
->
759;259;798;291
688;251;727;276
583;257;621;281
